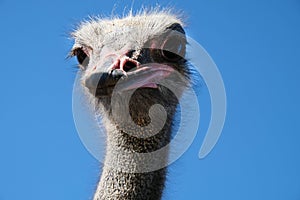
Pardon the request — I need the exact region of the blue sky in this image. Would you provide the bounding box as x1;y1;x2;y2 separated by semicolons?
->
0;0;300;200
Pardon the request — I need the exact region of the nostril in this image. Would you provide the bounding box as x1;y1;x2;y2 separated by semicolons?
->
123;60;137;72
125;50;135;58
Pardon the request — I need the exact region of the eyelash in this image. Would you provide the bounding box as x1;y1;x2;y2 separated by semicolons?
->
72;47;90;69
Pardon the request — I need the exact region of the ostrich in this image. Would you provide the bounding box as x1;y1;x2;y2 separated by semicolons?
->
70;10;190;200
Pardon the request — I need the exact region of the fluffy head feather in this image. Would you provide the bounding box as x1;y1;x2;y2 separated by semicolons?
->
71;10;185;52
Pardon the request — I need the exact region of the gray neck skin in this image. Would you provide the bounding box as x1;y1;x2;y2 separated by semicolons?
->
93;120;174;200
93;89;178;200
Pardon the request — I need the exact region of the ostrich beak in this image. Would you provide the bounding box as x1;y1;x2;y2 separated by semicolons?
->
84;64;174;97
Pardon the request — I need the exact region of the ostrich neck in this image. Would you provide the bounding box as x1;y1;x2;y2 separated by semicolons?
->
92;87;180;200
93;114;175;200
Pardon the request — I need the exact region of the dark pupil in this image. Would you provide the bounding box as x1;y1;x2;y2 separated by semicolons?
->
76;49;87;65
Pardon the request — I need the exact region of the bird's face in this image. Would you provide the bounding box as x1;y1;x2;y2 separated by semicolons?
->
70;13;189;126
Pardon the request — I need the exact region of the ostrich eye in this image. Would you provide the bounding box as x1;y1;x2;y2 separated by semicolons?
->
161;34;186;62
73;48;90;68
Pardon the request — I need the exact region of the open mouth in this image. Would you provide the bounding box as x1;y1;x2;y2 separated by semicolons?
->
94;64;174;97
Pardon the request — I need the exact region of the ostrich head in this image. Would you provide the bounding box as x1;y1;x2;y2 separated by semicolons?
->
70;10;191;200
70;11;189;154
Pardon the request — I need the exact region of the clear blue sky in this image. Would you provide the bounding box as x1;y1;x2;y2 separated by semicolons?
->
0;0;300;199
